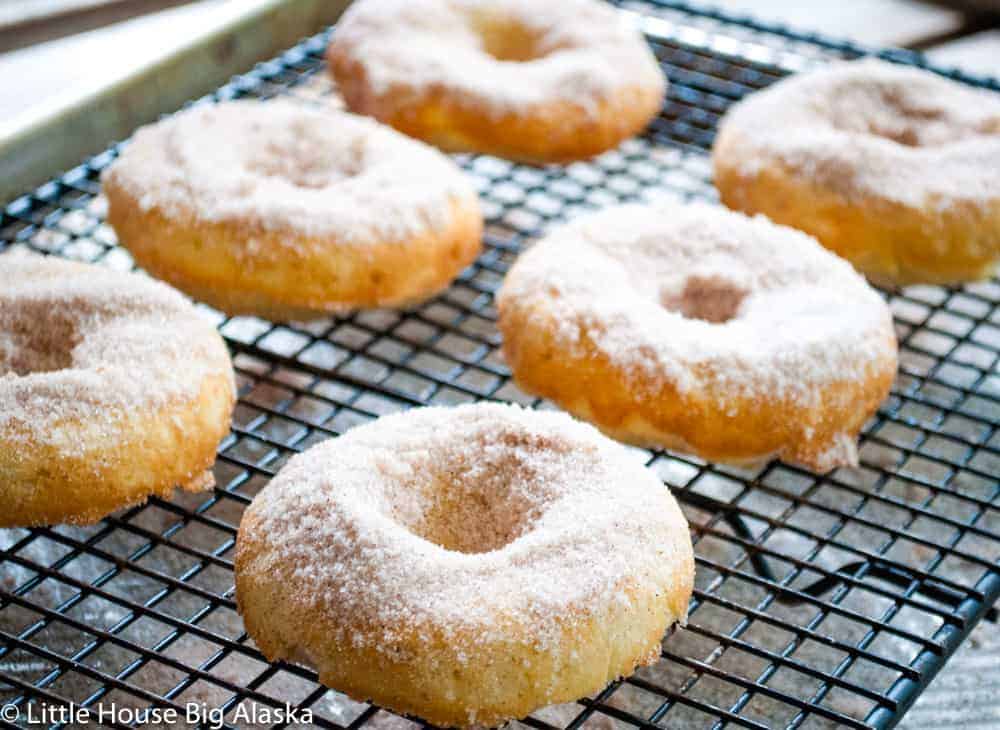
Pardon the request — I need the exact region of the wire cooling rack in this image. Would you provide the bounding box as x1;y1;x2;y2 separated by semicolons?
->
1;1;998;728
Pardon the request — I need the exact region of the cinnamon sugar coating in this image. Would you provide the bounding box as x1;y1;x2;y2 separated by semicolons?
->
101;100;483;318
0;253;235;526
714;59;1000;284
236;403;693;727
327;0;666;162
497;203;898;471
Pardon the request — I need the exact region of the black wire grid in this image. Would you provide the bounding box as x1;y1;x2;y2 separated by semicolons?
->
1;2;999;728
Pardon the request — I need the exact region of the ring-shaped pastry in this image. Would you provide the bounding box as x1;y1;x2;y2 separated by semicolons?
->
103;100;483;319
0;254;235;527
235;402;694;727
497;203;898;472
327;0;666;162
714;59;1000;285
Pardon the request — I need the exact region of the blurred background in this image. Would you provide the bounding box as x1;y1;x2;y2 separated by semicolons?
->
2;0;999;203
0;0;998;122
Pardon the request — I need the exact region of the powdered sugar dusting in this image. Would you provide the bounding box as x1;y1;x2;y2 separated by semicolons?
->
242;402;691;653
330;0;665;116
499;202;896;408
101;100;477;242
0;253;233;456
717;59;1000;208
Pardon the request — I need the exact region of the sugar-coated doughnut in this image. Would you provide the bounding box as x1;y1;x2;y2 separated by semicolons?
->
102;100;482;320
0;254;235;527
235;402;694;727
327;0;666;163
497;203;898;472
714;59;1000;286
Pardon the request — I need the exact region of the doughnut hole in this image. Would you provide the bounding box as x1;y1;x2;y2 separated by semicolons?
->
246;125;365;189
384;435;566;554
660;274;748;324
470;14;551;62
0;308;79;375
826;83;982;147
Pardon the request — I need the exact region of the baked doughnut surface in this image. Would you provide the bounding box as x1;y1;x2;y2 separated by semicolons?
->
714;59;1000;285
0;254;235;527
327;0;666;163
235;402;693;727
497;203;898;472
102;100;482;320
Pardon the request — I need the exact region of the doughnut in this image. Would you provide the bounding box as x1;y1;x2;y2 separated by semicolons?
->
327;0;666;163
235;402;694;727
714;58;1000;286
497;203;898;472
0;254;235;527
102;100;482;320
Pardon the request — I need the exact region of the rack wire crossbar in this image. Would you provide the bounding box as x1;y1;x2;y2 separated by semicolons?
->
1;2;999;728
